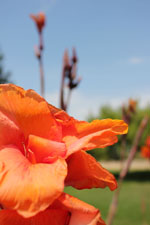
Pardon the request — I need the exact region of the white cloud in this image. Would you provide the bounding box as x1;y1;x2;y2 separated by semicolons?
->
129;57;144;64
46;90;150;120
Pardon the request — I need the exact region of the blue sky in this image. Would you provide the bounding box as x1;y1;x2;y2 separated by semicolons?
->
0;0;150;119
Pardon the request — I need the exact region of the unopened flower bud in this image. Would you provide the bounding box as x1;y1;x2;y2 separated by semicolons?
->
30;12;46;33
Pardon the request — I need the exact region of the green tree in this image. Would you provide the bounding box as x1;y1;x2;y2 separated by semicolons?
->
0;53;12;84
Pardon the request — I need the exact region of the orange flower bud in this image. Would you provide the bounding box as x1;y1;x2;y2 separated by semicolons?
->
128;98;137;113
141;136;150;159
30;12;45;33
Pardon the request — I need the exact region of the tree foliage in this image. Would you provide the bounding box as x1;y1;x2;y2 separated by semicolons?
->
0;53;11;84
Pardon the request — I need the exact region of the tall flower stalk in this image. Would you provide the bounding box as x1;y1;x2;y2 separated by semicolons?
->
30;12;45;97
60;48;81;111
120;99;137;162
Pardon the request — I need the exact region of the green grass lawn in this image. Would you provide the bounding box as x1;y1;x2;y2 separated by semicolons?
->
65;180;150;225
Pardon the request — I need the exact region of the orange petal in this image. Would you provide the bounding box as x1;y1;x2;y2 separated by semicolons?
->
64;119;128;157
0;195;106;225
0;84;61;142
0;146;67;217
52;193;105;225
0;110;24;150
28;135;67;163
65;150;117;190
92;215;106;225
48;104;128;157
0;209;69;225
48;103;71;121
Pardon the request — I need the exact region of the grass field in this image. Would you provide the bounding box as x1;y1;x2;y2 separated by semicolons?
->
65;173;150;225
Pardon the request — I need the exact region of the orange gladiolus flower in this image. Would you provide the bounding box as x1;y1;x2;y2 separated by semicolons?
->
0;84;128;224
30;12;45;33
141;136;150;159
